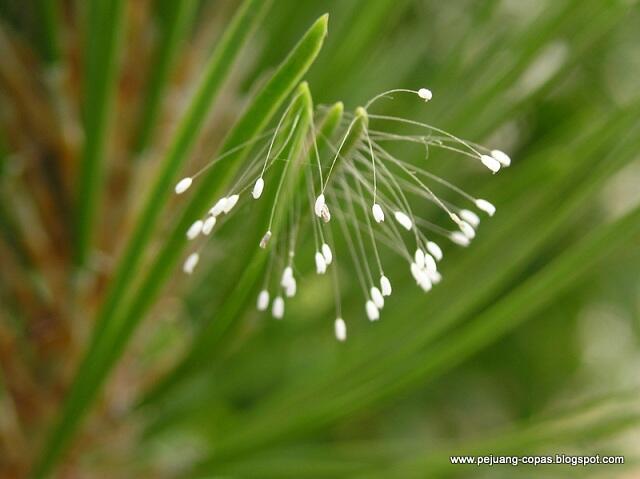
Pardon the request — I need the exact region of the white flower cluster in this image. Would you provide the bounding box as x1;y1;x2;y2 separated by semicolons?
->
174;87;511;341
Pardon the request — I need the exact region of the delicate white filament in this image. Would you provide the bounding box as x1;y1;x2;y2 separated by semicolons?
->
426;241;443;261
315;251;327;274
334;318;347;342
480;154;501;173
175;177;192;194
186;220;203;240
417;88;433;101
459;220;476;239
450;231;470;247
394;211;413;231
459;209;480;228
372;203;385;223
202;216;216;235
491;149;511;167
365;300;380;321
183;252;199;274
257;290;269;311
370;286;384;309
475;199;496;216
210;198;227;217
380;275;392;296
223;194;239;213
252;178;265;199
321;243;333;265
314;194;326;217
272;296;284;319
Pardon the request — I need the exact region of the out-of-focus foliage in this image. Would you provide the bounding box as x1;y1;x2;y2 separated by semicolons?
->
0;0;639;477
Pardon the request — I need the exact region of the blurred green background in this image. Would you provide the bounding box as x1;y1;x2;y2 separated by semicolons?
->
1;0;639;477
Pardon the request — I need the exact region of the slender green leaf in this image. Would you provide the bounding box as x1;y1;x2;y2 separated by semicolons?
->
74;0;126;266
133;0;198;155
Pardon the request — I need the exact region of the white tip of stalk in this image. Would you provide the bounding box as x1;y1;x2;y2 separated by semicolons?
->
272;296;284;319
491;149;511;167
418;273;432;292
450;231;470;247
459;209;480;228
427;269;442;284
183;252;199;274
281;266;293;287
380;275;392;296
410;262;422;283
223;194;239;213
418;88;433;101
252;178;265;199
414;248;425;269
259;230;272;249
372;203;385;223
426;241;443;261
314;194;326;217
365;300;380;321
334;318;347;342
285;277;297;298
394;211;413;231
315;251;327;274
202;215;216;235
459;220;476;239
175;177;192;194
186;220;204;240
320;204;331;223
370;286;384;309
257;290;270;311
424;253;437;274
321;243;333;265
209;198;227;217
475;199;496;216
480;154;501;173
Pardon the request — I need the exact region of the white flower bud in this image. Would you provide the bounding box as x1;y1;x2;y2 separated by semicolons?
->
175;177;192;194
365;300;379;321
315;251;327;274
394;211;413;231
380;275;392;296
334;318;347;342
450;231;470;247
370;286;384;309
314;194;325;217
418;88;433;101
424;253;437;273
372;203;385;223
259;230;272;249
459;220;476;239
183;252;199;274
209;198;227;217
475;199;496;216
285;277;297;298
272;296;284;319
252;177;265;199
281;266;293;287
223;194;239;213
186;220;203;240
256;290;269;311
414;248;425;269
202;215;216;235
321;243;333;265
426;241;443;261
491;149;511;167
459;209;480;228
480;154;501;173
